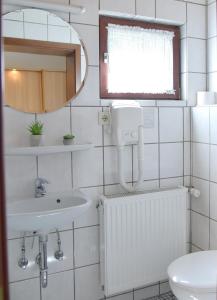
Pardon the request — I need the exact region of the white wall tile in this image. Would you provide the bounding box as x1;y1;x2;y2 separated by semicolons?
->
8;236;39;282
211;145;217;183
192;143;209;180
208;72;217;92
184;107;191;141
10;278;40;300
210;107;217;144
3;10;24;21
191;211;209;250
143;107;159;143
74;226;99;267
192;107;209;143
4;107;35;147
100;0;136;15
180;24;187;39
47;230;74;274
42;0;69;22
133;179;159;191
136;0;155;18
70;0;99;25
159;108;183;142
185;73;207;107
23;9;48;24
210;182;217;221
184;142;191;176
187;3;206;38
133;144;159;181
104;145;132;185
3;20;24;38
208;2;216;38
73;147;103;187
24;22;47;40
160;177;183;188
5;156;37;198
191;177;209;217
42;270;74;300
48;13;69;26
160;143;183;178
72;23;99;66
71;67;100;106
208;37;217;73
38;153;72;193
74;186;102;228
187;38;206;73
104;182;133;196
48;25;71;43
75;264;104;300
37;108;71;146
156;0;186;24
71;107;103;146
181;38;187;73
184;175;191;187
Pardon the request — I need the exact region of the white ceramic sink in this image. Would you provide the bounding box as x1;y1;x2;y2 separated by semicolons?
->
7;189;91;233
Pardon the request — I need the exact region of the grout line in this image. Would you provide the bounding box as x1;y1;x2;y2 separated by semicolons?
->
182;107;185;184
157;107;160;188
208;106;211;249
72;220;76;300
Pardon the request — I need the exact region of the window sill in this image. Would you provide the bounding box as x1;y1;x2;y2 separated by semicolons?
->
100;99;187;107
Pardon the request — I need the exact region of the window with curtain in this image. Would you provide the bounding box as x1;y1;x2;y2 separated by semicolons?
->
99;16;180;100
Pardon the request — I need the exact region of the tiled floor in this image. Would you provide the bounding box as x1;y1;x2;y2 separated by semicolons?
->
147;292;176;300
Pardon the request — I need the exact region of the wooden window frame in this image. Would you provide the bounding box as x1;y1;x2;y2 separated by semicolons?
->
99;16;180;100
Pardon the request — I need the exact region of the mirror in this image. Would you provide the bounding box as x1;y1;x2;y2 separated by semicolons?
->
2;9;87;113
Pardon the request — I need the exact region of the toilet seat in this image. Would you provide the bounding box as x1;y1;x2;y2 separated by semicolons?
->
168;251;217;300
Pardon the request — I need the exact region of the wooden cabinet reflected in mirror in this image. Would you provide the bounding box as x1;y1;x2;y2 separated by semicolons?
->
4;37;82;113
3;9;87;114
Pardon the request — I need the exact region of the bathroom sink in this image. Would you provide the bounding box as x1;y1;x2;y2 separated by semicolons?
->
7;189;91;233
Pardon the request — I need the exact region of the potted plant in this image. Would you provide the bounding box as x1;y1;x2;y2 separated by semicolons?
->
63;133;75;145
28;121;44;147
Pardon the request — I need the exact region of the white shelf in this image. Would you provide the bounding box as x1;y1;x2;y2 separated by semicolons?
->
5;143;94;156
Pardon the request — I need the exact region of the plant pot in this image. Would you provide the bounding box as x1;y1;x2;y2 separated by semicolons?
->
30;135;44;147
63;138;74;145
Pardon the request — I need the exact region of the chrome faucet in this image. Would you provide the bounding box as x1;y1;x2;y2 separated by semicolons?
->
35;177;49;198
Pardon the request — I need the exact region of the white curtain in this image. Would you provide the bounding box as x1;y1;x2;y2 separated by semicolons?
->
107;24;175;94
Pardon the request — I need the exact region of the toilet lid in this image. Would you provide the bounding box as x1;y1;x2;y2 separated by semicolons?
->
168;250;217;292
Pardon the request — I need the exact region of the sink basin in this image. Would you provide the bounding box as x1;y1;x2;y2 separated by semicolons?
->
7;189;91;233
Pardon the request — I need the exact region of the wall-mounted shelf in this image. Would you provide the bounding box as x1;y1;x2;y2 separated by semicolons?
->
5;143;94;156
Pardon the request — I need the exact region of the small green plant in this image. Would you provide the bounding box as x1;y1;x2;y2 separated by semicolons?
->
63;134;75;140
28;121;44;135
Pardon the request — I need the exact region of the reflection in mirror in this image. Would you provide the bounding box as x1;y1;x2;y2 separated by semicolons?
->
3;9;87;113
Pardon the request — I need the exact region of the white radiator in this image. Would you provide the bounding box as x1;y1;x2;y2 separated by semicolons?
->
99;187;188;296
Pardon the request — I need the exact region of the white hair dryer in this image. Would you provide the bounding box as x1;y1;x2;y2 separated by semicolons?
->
111;101;144;192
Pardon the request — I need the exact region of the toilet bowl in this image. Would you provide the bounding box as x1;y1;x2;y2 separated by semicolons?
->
168;251;217;300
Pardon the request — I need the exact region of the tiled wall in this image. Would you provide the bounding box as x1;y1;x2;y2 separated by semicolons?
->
2;0;207;299
190;0;217;253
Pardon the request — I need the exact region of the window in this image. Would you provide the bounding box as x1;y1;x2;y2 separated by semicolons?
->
99;16;180;100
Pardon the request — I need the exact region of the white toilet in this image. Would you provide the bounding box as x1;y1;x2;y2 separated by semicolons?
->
168;251;217;300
